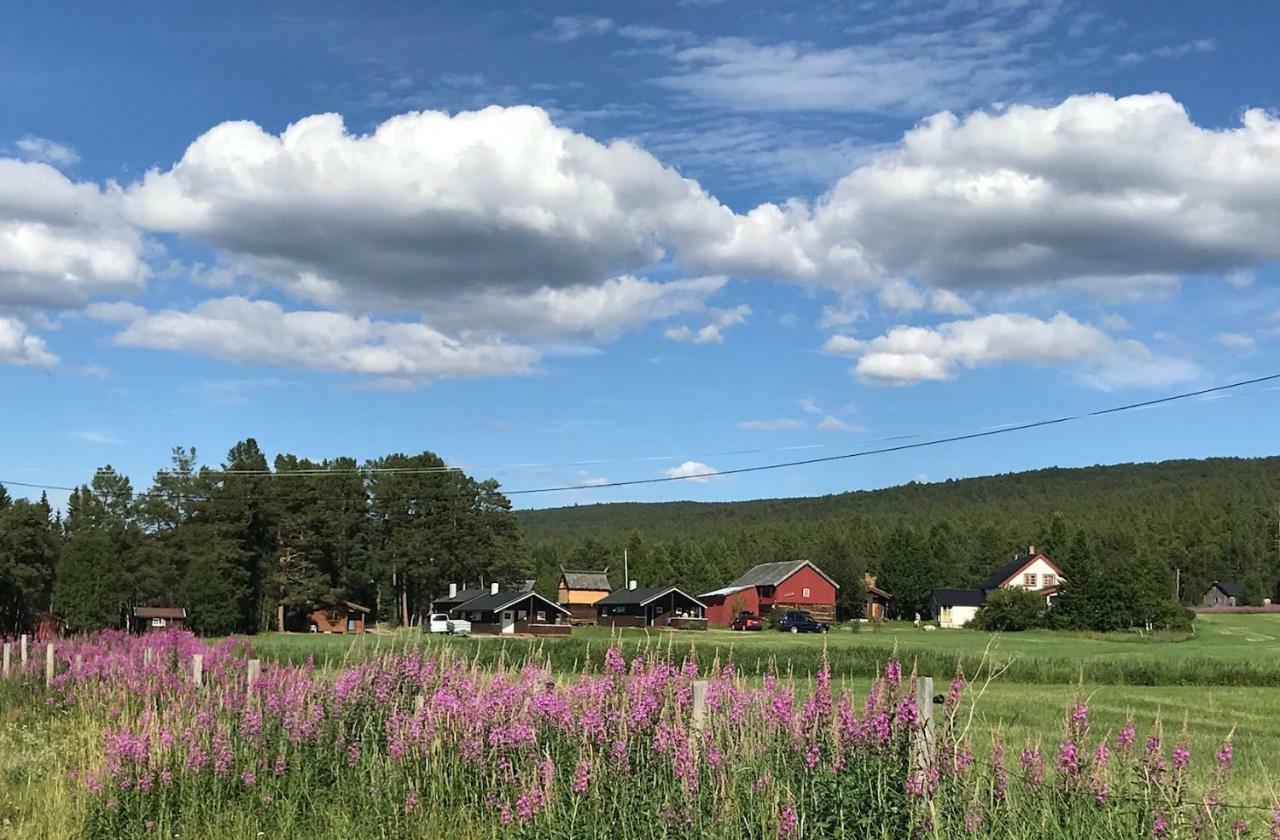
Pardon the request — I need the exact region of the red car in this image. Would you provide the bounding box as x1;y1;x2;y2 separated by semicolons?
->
731;611;764;631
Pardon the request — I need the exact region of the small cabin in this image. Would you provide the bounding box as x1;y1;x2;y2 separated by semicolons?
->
131;606;187;633
863;573;892;621
450;584;570;635
596;583;707;629
308;601;370;633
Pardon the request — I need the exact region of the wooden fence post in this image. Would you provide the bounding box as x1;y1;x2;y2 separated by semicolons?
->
192;654;203;688
143;647;153;666
246;659;260;695
2;642;11;678
691;679;709;732
45;643;55;687
414;694;425;713
913;676;935;771
20;634;28;665
74;654;83;671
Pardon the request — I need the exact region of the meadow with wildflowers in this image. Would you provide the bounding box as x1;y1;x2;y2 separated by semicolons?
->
2;629;1280;839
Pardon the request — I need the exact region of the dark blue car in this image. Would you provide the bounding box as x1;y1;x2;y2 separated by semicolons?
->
777;610;828;633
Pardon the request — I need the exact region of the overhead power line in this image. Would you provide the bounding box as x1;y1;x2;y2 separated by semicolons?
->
5;371;1280;504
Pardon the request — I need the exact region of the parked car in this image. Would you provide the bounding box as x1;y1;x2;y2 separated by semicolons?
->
428;613;452;634
731;611;764;631
447;618;471;636
777;610;828;633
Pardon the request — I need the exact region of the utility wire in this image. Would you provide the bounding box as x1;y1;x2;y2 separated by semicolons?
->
7;371;1280;503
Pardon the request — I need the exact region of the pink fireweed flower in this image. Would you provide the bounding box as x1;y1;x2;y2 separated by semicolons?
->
1172;743;1190;773
1056;741;1080;777
274;755;287;776
884;659;902;691
804;743;821;771
1232;819;1248;836
405;790;419;813
1117;722;1137;752
241;771;256;787
945;674;965;710
1151;813;1169;838
779;804;798;837
1217;741;1233;772
753;774;772;793
604;647;626;677
1269;805;1280;840
572;760;591;795
1020;746;1045;789
346;742;362;767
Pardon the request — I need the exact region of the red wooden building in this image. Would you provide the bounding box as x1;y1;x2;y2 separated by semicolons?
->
308;601;370;633
701;560;839;626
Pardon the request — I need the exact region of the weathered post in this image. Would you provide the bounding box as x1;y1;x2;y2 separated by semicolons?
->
45;643;55;687
2;642;11;678
74;654;83;671
192;654;203;688
246;659;260;695
913;676;935;772
20;634;28;665
414;694;426;713
143;647;154;666
691;679;709;732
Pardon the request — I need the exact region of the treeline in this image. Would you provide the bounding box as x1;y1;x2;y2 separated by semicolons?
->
522;457;1280;627
0;440;529;636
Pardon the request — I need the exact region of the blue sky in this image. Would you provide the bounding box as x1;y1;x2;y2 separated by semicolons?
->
2;0;1279;510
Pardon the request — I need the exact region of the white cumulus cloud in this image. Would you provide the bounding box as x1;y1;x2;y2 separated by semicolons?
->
0;315;58;368
662;460;723;483
826;312;1198;389
111;296;538;385
15;135;80;167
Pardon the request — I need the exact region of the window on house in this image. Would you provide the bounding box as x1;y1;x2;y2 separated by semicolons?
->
802;587;811;598
150;617;165;628
1042;574;1056;587
1023;573;1037;587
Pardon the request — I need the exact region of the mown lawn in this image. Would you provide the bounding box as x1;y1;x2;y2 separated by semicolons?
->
245;612;1280;687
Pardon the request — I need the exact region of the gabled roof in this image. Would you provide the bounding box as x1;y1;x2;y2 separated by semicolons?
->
451;589;569;616
724;560;840;591
1211;580;1243;598
134;606;186;619
596;585;706;609
559;570;612;591
699;584;753;599
932;588;987;608
983;551;1063;589
436;588;486;608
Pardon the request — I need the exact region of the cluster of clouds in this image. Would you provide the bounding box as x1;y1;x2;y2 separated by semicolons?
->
3;91;1278;386
740;398;864;434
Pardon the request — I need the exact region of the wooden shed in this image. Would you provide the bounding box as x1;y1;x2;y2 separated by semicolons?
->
557;569;612;624
308;601;370;634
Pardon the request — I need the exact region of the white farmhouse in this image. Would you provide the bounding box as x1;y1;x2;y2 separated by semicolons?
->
931;546;1065;629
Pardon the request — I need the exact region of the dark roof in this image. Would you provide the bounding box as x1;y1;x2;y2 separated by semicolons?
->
596;585;706;608
436;588;486;608
725;560;840;590
932;588;987;608
134;606;186;619
866;584;893;599
560;570;612;591
519;579;536;592
1212;580;1243;597
982;552;1063;589
452;590;569;616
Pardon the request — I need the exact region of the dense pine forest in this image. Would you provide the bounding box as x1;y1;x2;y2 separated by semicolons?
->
520;457;1280;627
1;451;1277;636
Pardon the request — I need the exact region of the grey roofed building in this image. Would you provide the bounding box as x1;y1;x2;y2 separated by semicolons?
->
451;589;568;616
559;570;613;591
722;560;840;590
1213;580;1243;598
434;587;486;611
595;585;706;608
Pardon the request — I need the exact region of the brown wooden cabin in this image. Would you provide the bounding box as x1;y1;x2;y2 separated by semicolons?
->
131;606;187;633
449;586;570;635
557;569;612;624
596;584;707;629
864;573;893;621
308;601;370;633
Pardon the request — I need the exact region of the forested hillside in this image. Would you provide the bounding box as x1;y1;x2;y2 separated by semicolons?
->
520;457;1280;622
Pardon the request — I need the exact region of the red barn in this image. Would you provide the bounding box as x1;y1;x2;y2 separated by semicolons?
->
701;560;839;627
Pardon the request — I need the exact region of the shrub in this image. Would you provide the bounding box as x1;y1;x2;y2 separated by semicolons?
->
973;588;1047;631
